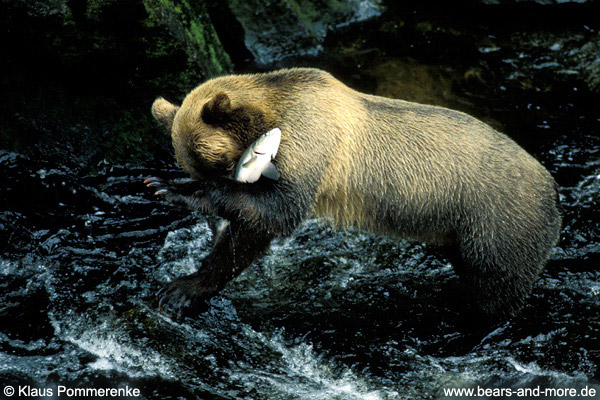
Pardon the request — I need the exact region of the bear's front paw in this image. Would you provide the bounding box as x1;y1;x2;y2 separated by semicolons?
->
157;273;218;318
144;176;180;203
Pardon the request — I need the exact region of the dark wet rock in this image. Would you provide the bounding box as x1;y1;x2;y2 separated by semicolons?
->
229;0;383;64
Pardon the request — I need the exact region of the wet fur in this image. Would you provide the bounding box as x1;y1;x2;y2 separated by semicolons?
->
148;68;561;319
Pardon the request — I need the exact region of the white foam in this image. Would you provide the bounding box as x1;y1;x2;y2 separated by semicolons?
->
0;259;18;275
231;328;399;400
54;316;175;380
507;357;589;382
88;357;114;371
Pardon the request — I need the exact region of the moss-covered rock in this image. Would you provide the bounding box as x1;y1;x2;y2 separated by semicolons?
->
0;0;208;166
143;0;233;77
575;34;600;93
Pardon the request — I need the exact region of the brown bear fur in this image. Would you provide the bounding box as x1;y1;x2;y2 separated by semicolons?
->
147;67;561;319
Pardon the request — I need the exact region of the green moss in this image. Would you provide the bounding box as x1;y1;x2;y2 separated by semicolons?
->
0;0;201;166
579;34;600;93
100;110;168;164
143;0;232;77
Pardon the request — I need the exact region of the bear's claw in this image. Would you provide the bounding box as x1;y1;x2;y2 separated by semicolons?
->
144;176;167;191
144;176;180;203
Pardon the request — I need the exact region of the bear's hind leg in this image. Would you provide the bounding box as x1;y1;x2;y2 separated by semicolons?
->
456;227;549;320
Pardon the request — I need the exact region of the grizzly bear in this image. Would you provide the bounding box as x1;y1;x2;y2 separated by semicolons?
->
146;68;561;319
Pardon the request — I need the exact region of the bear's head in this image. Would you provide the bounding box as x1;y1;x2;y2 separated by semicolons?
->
151;92;276;179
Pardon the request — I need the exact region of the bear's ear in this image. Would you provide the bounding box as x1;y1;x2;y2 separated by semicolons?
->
151;98;179;131
201;93;232;126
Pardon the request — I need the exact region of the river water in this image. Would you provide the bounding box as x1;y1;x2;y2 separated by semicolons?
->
1;3;600;400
